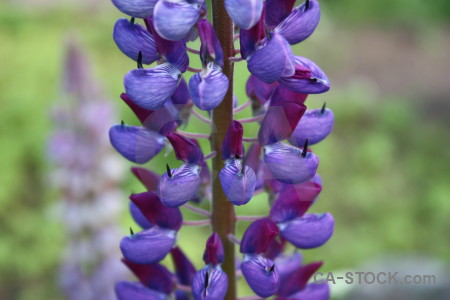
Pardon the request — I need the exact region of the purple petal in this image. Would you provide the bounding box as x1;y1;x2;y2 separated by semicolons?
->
203;232;225;266
222;121;244;160
289;108;334;147
240;218;279;254
239;5;266;59
262;237;286;260
109;124;165;164
130;191;183;231
115;281;166;300
275;0;321;45
248;33;295;83
130;202;153;229
189;63;229;111
153;0;201;41
275;252;303;282
279;56;330;94
246;74;278;105
219;161;256;206
270;182;322;223
265;0;296;29
171;77;191;107
270;85;308;106
225;0;263;29
258;102;306;145
113;18;159;64
192;266;228;300
111;0;158;18
264;142;319;184
171;247;196;285
167;133;204;164
159;163;201;207
124;63;180;110
198;19;224;67
277;261;323;297
289;282;330;300
280;213;334;249
131;166;160;191
241;255;280;298
144;102;181;135
146;17;190;73
120;226;176;264
122;259;174;294
120;93;153;124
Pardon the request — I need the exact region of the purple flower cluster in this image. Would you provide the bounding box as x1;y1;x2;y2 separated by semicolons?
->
109;0;334;299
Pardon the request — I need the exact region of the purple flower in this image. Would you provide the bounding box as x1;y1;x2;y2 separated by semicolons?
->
225;0;264;29
264;142;319;184
245;74;278;106
279;213;334;249
130;202;153;229
120;226;176;264
166;133;204;165
111;0;158;18
279;56;330;94
247;33;295;83
241;254;280;298
277;261;327;298
222;121;244;160
239;5;266;59
265;0;296;29
113;18;159;65
289;106;334;147
219;159;256;206
203;232;225;266
189;62;229;111
275;0;321;45
115;281;167;300
240;218;279;255
153;0;202;41
192;266;228;300
124;63;181;110
198;19;224;67
109;124;165;164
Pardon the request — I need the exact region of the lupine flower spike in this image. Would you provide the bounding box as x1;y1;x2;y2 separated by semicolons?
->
108;0;334;299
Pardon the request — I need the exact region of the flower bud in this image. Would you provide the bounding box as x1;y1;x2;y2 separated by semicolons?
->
130;202;153;229
222;121;244;160
219;160;256;206
265;0;296;29
198;19;224;67
159;163;201;207
192;266;228;300
113;18;159;65
109;124;165;164
167;133;204;165
270;181;322;223
279;213;334;249
289;107;334;147
111;0;158;18
263;142;319;184
248;33;295;84
130;191;183;230
275;0;321;45
153;0;202;41
241;255;280;297
124;63;180;110
122;259;175;294
240;218;279;254
277;261;323;297
225;0;264;29
115;281;167;300
258;102;306;146
189;62;229;111
203;233;225;266
120;226;176;264
279;56;330;94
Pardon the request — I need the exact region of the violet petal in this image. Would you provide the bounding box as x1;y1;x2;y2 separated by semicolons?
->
159;163;201;207
241;255;280;298
124;63;180;110
225;0;264;30
115;281;166;300
279;213;334;249
265;0;296;29
166;133;204;165
198;19;224;67
111;0;158;18
219;161;256;206
192;266;228;300
240;218;279;254
130;202;153;229
222;121;244;160
113;18;159;65
277;261;324;296
203;232;225;266
109;124;165;164
289;108;334;147
171;247;196;285
122;259;174;294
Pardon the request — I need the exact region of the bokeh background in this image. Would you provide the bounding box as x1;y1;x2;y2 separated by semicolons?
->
1;0;449;299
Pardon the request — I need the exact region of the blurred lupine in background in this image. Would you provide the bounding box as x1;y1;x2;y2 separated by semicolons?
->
48;39;127;300
109;0;334;299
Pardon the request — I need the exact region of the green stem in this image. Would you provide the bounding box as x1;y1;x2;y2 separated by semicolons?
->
210;1;236;299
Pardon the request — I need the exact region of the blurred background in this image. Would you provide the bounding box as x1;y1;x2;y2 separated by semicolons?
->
1;0;449;299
